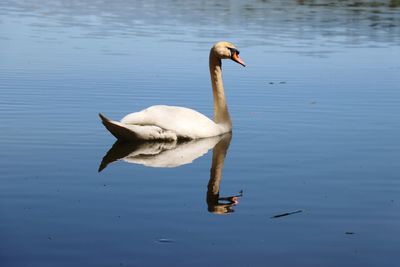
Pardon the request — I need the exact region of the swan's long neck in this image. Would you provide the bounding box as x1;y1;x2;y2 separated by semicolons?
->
209;50;232;129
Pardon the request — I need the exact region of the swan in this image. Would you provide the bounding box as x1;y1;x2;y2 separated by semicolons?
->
99;41;246;141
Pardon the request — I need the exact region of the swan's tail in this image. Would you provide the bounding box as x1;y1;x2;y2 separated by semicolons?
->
99;113;141;141
99;113;177;142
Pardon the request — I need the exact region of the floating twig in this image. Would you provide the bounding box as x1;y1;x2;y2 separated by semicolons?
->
271;210;303;219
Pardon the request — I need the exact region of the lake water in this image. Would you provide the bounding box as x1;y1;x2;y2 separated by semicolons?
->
1;1;400;266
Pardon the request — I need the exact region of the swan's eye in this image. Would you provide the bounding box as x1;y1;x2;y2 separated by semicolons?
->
228;47;239;57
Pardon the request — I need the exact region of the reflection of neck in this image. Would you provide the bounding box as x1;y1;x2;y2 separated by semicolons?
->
209;50;232;128
207;134;232;211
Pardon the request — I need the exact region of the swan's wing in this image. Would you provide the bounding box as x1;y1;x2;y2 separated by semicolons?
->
120;105;222;139
99;113;177;141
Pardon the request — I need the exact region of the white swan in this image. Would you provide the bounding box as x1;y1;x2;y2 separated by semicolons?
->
99;41;246;141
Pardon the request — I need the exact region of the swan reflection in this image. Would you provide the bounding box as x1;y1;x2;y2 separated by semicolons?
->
99;133;242;214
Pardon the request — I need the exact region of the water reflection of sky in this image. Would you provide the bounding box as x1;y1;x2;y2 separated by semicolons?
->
1;0;399;49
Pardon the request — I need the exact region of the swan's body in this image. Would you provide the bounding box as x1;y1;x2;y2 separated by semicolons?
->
99;41;245;141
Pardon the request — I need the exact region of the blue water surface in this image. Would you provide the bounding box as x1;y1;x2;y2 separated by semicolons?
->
1;1;400;266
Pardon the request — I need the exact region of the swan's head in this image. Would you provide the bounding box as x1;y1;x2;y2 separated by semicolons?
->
211;41;246;67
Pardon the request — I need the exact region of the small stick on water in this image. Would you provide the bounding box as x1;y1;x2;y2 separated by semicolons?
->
271;210;303;219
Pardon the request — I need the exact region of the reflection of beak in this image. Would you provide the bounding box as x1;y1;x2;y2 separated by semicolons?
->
232;52;246;67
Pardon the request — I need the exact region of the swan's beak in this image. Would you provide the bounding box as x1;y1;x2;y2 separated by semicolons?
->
231;52;246;67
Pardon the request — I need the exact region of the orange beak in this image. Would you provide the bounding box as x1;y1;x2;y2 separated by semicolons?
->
232;52;246;67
